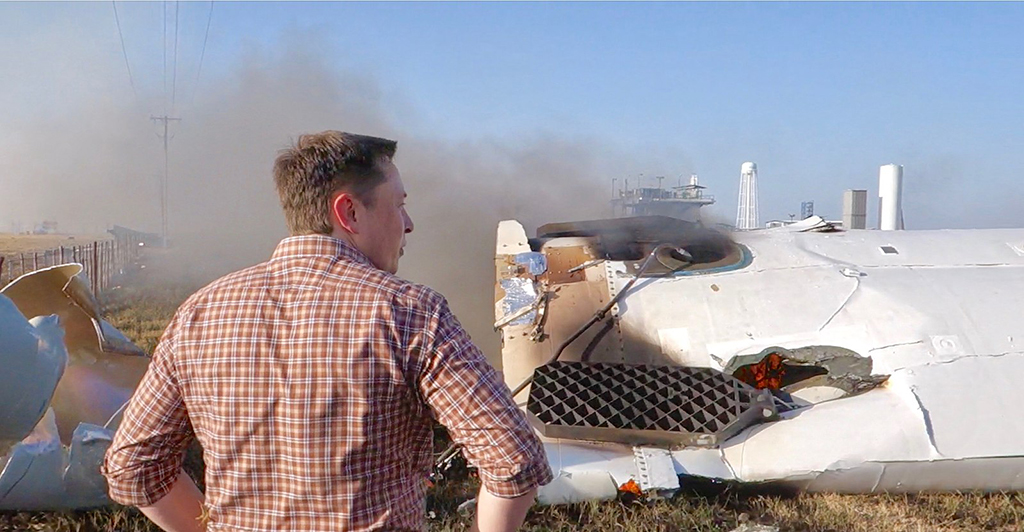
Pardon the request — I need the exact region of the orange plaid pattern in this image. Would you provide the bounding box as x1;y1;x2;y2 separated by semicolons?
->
103;235;551;531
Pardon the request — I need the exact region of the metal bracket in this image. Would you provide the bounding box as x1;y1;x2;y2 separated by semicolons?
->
632;446;680;491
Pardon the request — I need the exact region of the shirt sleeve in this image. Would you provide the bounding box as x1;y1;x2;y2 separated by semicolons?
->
102;308;195;507
415;297;553;498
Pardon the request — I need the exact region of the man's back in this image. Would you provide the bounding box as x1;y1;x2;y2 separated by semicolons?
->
104;235;551;531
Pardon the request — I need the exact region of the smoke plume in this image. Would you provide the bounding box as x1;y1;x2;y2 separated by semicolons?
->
3;38;651;365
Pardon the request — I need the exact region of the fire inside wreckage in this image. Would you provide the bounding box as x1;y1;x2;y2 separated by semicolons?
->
3;215;1024;509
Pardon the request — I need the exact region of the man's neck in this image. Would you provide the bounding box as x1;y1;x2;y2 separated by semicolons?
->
328;229;359;250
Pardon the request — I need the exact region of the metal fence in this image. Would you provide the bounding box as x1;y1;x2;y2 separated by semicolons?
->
0;231;145;294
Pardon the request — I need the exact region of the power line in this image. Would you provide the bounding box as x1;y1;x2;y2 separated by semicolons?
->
110;1;137;100
162;1;168;114
190;1;214;107
171;0;180;112
151;115;181;246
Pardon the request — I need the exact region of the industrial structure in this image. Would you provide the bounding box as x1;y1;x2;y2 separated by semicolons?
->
735;162;759;230
843;189;868;230
879;164;905;230
801;201;815;220
610;174;714;222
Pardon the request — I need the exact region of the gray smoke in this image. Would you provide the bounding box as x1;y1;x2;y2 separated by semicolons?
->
3;37;663;365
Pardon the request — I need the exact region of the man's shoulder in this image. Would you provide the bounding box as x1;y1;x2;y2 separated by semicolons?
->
354;267;447;312
178;262;270;312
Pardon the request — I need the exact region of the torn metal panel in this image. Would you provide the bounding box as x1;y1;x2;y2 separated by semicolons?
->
0;411;115;510
2;264;149;443
725;346;888;404
0;409;64;510
62;423;115;508
496;278;540;328
2;264;144;358
0;297;67;442
0;263;149;510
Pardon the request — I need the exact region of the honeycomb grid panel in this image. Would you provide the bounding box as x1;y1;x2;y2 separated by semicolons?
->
527;361;773;446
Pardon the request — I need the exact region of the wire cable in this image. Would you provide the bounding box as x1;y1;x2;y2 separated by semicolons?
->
189;1;214;107
171;0;180;112
111;1;138;100
162;0;168;114
433;243;692;471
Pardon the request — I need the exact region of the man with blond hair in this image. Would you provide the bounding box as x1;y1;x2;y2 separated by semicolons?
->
104;131;552;532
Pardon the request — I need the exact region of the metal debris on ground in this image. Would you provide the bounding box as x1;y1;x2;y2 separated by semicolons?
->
729;525;780;532
0;263;149;510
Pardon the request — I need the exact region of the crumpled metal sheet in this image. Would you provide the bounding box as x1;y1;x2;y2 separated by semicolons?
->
0;408;64;510
497;278;539;326
2;264;145;359
0;263;149;510
62;423;115;509
0;298;67;443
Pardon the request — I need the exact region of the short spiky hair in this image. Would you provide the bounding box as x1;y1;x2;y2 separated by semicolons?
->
273;131;397;235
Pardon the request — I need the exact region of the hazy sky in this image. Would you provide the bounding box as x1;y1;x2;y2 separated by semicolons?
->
4;1;1024;362
4;1;1024;229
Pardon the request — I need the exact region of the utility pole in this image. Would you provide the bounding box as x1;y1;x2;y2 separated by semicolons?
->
610;178;618;217
151;115;180;247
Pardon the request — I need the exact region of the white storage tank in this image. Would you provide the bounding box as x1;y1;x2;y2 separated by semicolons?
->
878;164;904;230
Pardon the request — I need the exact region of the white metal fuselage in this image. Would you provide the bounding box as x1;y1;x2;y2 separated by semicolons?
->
495;219;1024;502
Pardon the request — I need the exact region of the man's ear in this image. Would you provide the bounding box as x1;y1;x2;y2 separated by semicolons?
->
331;192;360;234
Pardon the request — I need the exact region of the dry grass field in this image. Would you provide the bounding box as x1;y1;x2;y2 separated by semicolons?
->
0;233;113;255
2;254;1022;532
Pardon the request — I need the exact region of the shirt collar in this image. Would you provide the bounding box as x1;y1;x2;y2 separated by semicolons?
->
271;234;375;268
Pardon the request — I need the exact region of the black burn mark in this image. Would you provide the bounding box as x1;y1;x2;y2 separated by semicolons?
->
530;216;739;272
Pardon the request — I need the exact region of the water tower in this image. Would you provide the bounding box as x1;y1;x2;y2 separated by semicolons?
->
736;162;759;230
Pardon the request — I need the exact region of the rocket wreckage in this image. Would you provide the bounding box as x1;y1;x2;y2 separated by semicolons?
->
494;216;1024;504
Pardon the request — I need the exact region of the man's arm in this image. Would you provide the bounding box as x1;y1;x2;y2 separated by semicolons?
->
411;296;552;531
103;310;199;530
470;487;537;532
137;472;207;532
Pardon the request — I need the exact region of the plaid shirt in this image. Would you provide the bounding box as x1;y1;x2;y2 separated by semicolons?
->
103;235;551;531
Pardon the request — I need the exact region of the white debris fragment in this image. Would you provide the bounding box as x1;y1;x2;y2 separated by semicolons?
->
729;525;780;532
0;264;149;510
